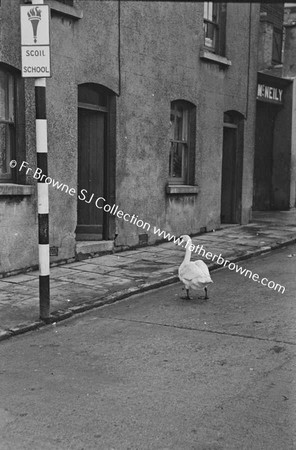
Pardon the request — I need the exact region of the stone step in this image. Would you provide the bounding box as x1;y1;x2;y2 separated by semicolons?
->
75;240;114;260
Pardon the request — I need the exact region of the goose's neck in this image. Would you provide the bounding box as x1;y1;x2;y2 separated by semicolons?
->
184;240;192;263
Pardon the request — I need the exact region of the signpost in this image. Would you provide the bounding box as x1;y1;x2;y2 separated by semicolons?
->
20;1;51;321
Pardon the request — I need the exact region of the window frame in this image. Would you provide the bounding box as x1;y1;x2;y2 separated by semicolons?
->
203;2;219;52
0;64;25;184
272;27;283;64
169;100;196;186
203;2;226;56
0;68;16;182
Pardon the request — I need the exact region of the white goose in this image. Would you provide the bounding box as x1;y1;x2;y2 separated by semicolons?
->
178;234;213;300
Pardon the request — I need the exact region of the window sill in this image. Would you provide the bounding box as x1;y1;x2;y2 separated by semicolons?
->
199;49;232;67
47;0;83;20
0;184;35;196
166;185;199;195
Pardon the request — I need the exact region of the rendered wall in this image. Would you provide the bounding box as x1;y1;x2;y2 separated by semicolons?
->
115;1;259;247
0;1;38;274
0;0;259;274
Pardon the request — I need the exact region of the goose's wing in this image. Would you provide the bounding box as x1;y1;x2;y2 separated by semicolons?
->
193;260;212;283
178;262;195;284
179;260;212;287
179;261;208;281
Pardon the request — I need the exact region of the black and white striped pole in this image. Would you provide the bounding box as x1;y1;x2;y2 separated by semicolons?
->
21;0;51;320
35;76;50;320
32;0;50;321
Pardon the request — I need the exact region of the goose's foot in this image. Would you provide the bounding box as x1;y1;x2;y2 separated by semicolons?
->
204;287;209;300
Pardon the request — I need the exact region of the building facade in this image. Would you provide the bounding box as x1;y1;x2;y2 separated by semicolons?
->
0;1;259;276
254;2;296;211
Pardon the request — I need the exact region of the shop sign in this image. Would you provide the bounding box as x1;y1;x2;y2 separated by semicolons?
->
257;83;283;104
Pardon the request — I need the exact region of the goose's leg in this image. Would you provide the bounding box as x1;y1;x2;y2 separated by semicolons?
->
204;287;209;300
180;287;191;299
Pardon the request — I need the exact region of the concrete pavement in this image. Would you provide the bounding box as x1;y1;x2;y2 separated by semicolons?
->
0;210;296;340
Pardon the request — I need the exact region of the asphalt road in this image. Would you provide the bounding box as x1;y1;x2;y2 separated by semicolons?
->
1;245;296;450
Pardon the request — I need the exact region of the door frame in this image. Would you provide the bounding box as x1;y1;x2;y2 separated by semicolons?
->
76;83;116;241
253;102;279;211
77;104;106;240
221;111;244;224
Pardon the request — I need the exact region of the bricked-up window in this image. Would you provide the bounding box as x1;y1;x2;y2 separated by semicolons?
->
272;28;283;64
203;2;226;56
169;101;196;185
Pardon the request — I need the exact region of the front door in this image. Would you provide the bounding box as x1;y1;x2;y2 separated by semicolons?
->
76;107;105;240
221;125;238;223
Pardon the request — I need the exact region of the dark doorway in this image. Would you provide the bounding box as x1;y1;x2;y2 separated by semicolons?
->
253;102;278;210
220;111;244;224
77;108;106;240
76;84;116;241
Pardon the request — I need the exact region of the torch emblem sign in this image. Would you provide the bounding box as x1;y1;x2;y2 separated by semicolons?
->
20;4;51;78
27;7;42;44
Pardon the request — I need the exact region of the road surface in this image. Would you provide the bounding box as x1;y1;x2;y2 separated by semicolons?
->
0;244;296;449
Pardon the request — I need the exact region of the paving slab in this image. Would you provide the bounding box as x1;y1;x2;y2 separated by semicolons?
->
0;210;295;338
67;262;119;274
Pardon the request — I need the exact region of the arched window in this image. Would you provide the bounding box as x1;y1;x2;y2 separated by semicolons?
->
169;100;196;185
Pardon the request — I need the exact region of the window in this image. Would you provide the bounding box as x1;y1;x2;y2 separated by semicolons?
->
0;68;15;181
0;65;25;183
272;28;283;64
169;101;196;185
203;2;226;55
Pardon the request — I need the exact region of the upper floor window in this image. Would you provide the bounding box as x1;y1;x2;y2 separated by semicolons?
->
169;101;196;185
203;2;226;56
0;65;25;183
272;27;283;64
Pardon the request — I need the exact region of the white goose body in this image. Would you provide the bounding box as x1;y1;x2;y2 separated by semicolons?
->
178;235;213;299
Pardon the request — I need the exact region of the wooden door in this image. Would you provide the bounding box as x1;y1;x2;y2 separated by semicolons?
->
76;107;105;240
221;126;237;223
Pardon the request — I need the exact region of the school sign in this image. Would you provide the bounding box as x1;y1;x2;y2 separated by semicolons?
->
20;4;51;77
